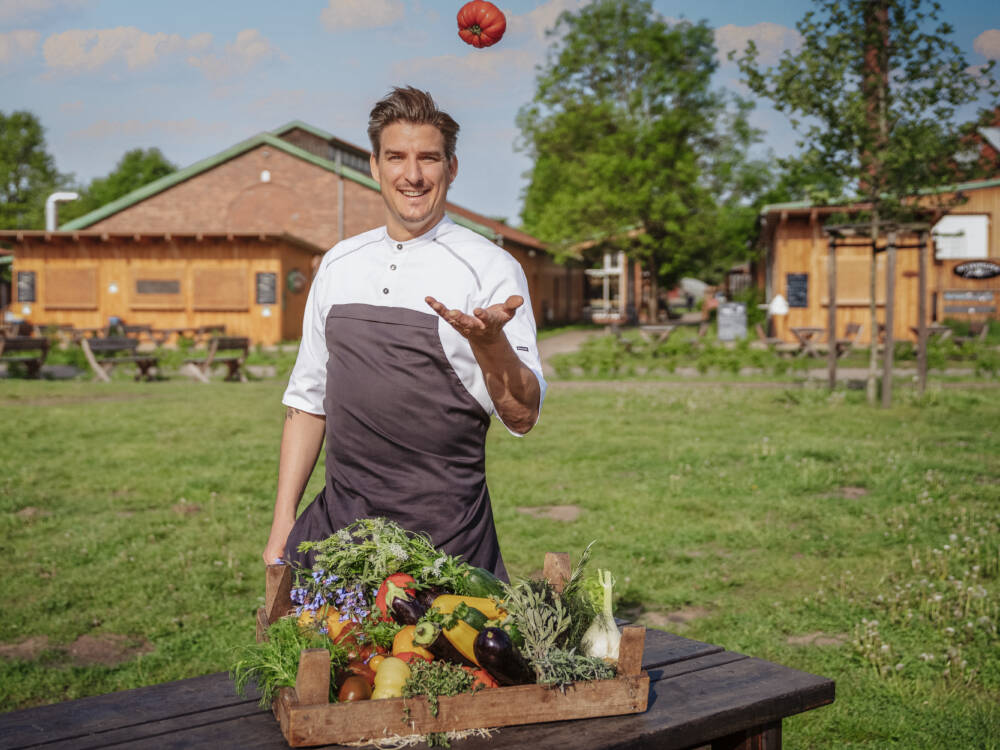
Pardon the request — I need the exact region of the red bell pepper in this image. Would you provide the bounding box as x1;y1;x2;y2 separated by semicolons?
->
375;573;417;621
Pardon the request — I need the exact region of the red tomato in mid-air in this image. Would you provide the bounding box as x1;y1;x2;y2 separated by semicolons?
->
457;0;506;48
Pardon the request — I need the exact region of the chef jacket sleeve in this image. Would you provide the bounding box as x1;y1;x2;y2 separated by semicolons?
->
282;259;329;415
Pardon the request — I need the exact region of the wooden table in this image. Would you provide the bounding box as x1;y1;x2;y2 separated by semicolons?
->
0;629;834;750
909;324;952;342
789;327;826;357
638;325;678;345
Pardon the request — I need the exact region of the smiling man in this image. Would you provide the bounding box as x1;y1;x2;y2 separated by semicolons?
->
262;86;545;579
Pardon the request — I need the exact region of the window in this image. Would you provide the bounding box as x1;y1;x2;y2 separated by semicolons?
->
933;215;989;259
16;271;36;302
256;272;277;304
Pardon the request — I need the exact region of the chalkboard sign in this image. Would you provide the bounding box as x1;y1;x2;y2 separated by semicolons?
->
717;302;747;341
17;271;36;302
787;273;808;308
256;272;277;305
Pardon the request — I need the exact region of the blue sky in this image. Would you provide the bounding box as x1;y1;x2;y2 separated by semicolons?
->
2;0;998;228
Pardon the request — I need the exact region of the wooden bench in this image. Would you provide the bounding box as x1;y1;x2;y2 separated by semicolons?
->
81;337;160;382
955;321;990;347
184;336;250;383
835;322;864;359
0;334;51;378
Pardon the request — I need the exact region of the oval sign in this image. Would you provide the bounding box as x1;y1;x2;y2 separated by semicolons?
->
954;261;1000;280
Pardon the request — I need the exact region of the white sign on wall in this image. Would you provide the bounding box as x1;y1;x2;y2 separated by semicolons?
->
933;214;989;259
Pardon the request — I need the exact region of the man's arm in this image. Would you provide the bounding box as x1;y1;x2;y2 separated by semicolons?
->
262;407;326;564
425;294;541;434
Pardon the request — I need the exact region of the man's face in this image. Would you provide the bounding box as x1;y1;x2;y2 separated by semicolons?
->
370;121;458;241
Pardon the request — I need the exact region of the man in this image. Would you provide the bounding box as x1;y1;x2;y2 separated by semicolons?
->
262;87;545;580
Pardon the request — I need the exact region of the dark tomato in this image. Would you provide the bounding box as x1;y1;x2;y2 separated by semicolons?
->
338;675;372;702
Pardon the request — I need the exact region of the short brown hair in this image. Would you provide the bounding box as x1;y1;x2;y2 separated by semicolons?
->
367;86;460;161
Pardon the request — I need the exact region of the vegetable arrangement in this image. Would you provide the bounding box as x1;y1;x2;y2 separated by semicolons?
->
232;519;622;717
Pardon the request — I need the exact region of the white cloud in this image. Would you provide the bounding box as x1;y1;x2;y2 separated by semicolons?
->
0;28;38;64
394;47;534;86
0;0;88;26
507;0;585;42
188;29;280;81
715;22;802;66
973;29;1000;60
42;26;211;72
69;117;229;141
320;0;404;32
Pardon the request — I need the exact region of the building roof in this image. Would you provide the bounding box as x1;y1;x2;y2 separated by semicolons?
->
0;230;326;255
58;121;543;251
760;175;1000;216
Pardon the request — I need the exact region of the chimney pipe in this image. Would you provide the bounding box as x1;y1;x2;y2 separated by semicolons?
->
45;191;80;231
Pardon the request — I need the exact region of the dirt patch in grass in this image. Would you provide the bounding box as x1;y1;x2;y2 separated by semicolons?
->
839;486;869;499
516;505;581;522
15;506;51;521
786;631;847;647
636;607;710;630
0;636;52;661
67;634;155;667
172;500;201;515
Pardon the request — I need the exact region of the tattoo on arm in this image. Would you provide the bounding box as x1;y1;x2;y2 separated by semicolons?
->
285;407;305;421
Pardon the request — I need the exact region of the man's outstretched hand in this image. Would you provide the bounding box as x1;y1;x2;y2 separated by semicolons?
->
425;294;523;343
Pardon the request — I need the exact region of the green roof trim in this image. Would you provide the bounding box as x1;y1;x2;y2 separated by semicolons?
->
761;175;1000;216
271;120;337;142
445;212;498;240
60;132;381;231
57;127;500;243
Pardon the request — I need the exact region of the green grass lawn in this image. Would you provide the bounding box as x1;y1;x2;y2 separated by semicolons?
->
1;377;998;748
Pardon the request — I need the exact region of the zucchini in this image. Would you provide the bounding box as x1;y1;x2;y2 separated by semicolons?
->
460;566;506;598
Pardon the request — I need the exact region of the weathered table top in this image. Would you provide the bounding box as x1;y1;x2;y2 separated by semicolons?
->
0;629;834;750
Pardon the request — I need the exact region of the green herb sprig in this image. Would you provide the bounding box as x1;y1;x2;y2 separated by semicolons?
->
402;659;476;717
298;518;473;592
230;616;348;707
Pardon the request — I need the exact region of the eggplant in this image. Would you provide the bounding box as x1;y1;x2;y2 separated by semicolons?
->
413;621;476;668
473;627;535;686
415;586;445;610
389;591;427;625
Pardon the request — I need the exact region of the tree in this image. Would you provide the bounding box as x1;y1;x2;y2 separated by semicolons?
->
60;148;176;225
0;111;69;229
517;0;763;321
736;0;999;402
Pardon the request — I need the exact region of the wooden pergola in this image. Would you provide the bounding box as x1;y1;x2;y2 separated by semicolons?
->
821;221;933;405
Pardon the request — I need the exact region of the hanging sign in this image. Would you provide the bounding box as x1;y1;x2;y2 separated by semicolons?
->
953;261;1000;280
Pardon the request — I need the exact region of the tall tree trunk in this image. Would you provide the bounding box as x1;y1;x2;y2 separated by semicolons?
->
863;0;890;406
646;258;659;324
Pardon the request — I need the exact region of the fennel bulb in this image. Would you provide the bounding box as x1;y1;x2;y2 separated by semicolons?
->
580;569;620;661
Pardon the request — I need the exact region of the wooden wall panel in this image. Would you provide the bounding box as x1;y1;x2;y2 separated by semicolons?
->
193;268;249;311
44;266;98;310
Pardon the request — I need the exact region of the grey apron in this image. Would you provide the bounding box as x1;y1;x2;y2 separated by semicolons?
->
284;303;507;580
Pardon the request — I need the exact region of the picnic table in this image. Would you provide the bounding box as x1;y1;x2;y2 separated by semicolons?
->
909;324;952;342
637;324;678;345
789;327;826;358
0;628;834;749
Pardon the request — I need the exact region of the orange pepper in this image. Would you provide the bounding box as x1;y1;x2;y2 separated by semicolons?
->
392;625;434;661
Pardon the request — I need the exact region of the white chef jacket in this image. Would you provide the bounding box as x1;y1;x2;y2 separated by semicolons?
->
283;215;546;436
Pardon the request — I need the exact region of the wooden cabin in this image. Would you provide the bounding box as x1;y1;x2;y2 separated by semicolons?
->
757;177;1000;344
3;232;322;344
1;121;586;343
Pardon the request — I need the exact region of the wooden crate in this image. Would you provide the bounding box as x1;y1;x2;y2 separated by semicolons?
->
255;553;650;748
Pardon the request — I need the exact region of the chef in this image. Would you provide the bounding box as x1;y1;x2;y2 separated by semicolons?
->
262;87;545;580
